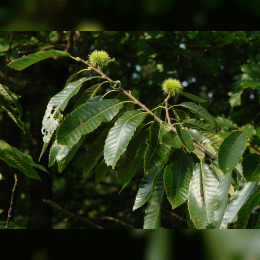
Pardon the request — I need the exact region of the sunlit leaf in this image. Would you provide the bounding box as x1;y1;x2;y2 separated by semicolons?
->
219;182;258;229
188;162;219;229
214;172;231;229
57;99;123;145
234;185;260;228
179;102;216;126
180;92;207;108
104;111;146;168
8;50;71;71
41;77;96;145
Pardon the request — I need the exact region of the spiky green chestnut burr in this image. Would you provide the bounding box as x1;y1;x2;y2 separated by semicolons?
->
162;78;183;97
88;50;114;68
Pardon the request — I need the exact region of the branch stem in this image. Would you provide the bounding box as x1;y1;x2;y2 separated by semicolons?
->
5;174;17;229
74;56;217;160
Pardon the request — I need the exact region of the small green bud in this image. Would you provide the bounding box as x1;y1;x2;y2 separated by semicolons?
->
88;50;113;68
162;78;183;97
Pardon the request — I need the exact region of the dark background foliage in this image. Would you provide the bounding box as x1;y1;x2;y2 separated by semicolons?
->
0;31;260;231
1;0;260;30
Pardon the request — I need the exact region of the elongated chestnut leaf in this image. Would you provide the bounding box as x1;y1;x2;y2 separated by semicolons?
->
219;182;258;229
218;131;246;174
57;99;123;145
82;122;114;178
183;119;217;133
144;122;171;174
179;102;216;126
175;125;194;151
180;92;207;108
104;111;146;168
242;154;260;182
163;149;194;209
8;50;71;71
120;132;149;193
143;170;164;229
234;185;260;228
133;165;163;211
214;172;231;229
41;77;95;145
160;131;182;148
188;163;219;229
0;140;48;180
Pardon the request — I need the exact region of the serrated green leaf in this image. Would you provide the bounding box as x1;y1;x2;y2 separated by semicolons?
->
0;95;25;132
0;84;24;132
82;122;114;178
180;92;207;108
175;125;194;151
186;207;196;229
215;116;236;130
219;182;258;229
192;147;205;159
0;84;23;118
143;170;164;229
57;99;123;146
117;129;149;180
161;131;182;148
172;108;190;122
120;133;149;193
8;50;71;71
242;154;260;182
0;140;48;180
179;102;216;126
218;131;247;174
144;122;171;174
42;77;96;145
133;165;163;211
241;124;256;137
95;159;109;184
214;172;231;229
104;111;146;168
164;150;194;209
197;131;223;147
228;89;243;107
188;163;219;229
183;119;217;133
233;185;260;228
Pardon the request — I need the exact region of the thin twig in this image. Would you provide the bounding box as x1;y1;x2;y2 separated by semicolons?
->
74;57;217;160
165;94;172;126
5;174;18;229
248;142;260;155
42;199;103;229
163;208;187;223
97;216;135;229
